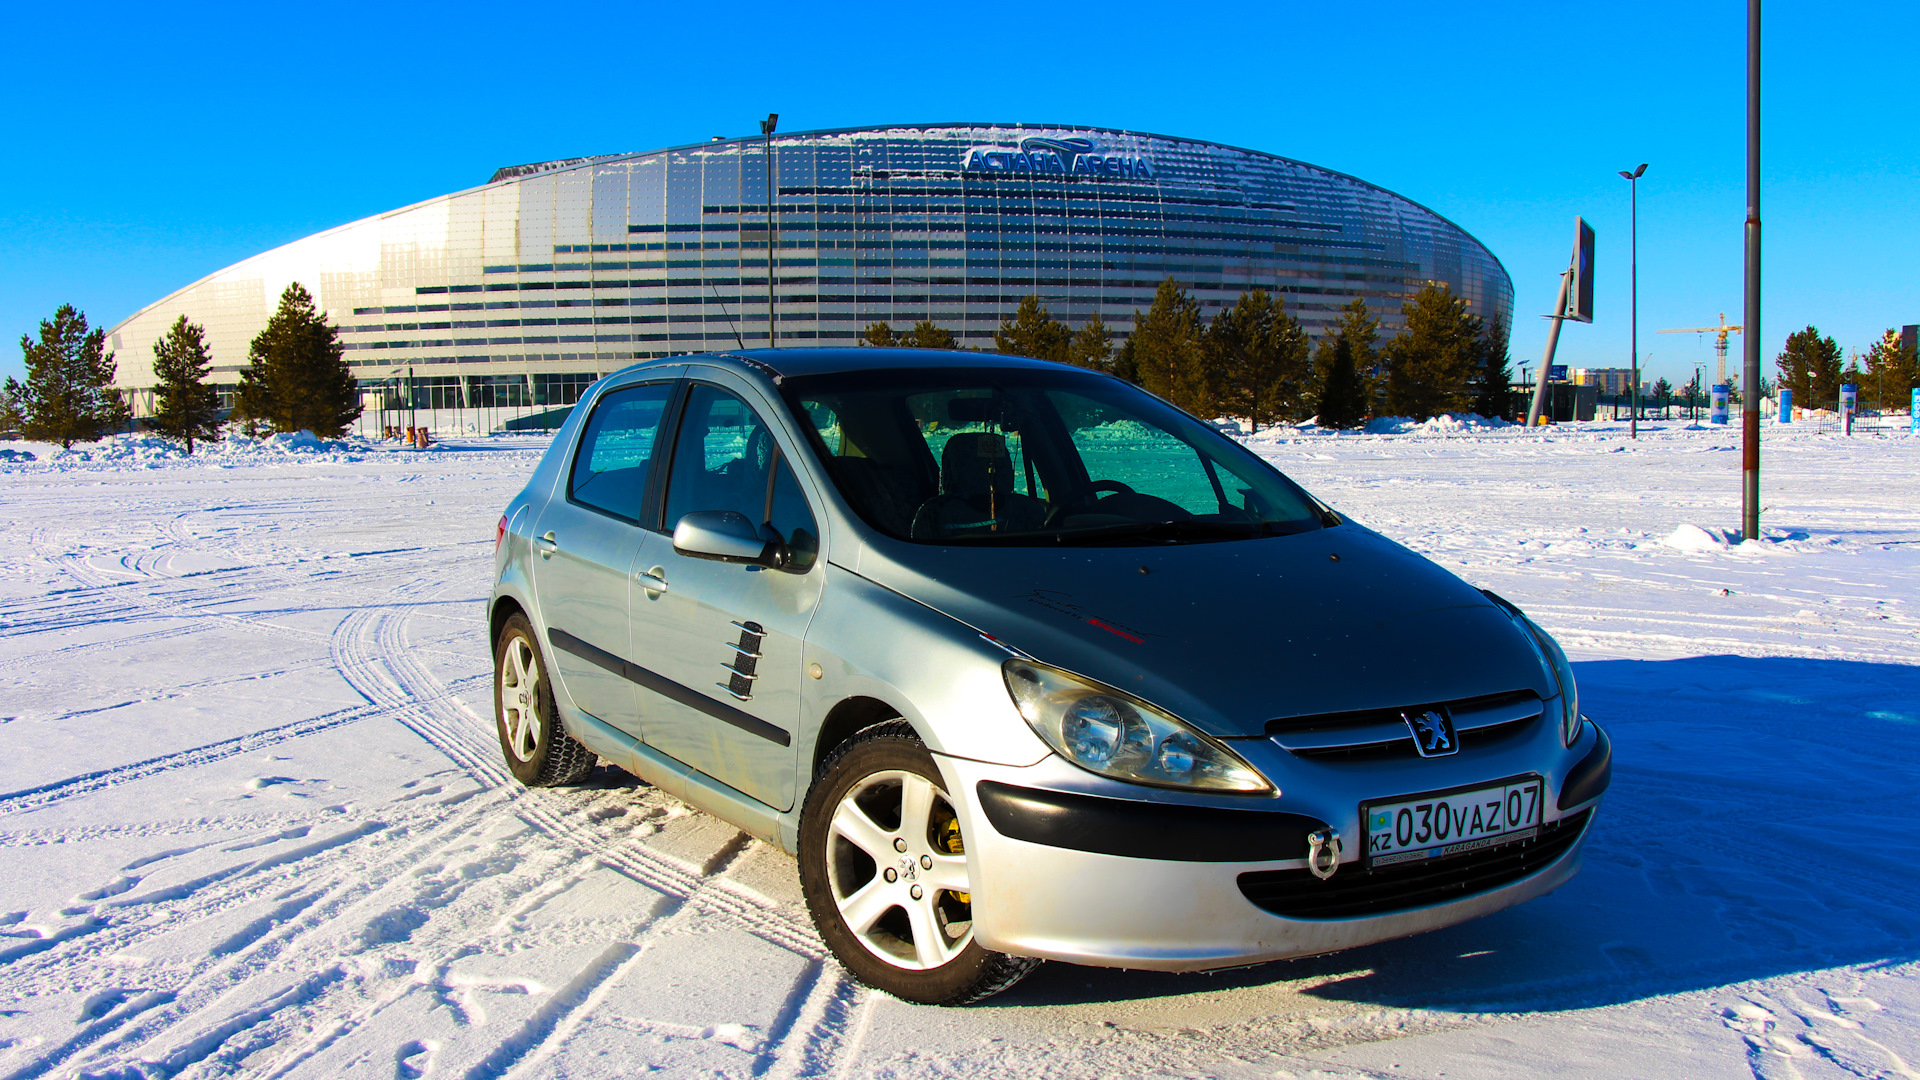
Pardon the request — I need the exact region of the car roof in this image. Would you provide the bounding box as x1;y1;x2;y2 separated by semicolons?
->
610;348;1075;383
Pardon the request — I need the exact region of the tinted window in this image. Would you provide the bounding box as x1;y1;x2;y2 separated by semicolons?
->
664;385;819;571
783;367;1328;546
568;382;673;520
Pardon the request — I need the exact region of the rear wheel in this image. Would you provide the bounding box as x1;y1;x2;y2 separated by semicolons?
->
799;721;1038;1005
493;613;596;786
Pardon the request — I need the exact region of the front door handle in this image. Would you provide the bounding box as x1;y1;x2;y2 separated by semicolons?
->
535;531;558;559
635;566;669;596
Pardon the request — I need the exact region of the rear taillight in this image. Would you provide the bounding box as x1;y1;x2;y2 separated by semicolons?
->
495;514;509;552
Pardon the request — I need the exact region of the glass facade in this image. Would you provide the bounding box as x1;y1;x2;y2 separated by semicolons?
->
106;124;1513;412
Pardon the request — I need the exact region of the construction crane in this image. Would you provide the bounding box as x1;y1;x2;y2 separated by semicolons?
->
1658;313;1744;388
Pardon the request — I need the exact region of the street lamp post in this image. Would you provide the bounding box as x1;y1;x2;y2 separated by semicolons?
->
760;113;779;349
1742;0;1762;541
1618;163;1647;438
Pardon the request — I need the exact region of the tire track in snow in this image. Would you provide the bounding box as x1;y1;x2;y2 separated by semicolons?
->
358;591;829;961
350;581;856;1077
7;510;852;1078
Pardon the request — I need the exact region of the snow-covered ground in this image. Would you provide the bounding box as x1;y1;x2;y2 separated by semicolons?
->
1;419;1916;1080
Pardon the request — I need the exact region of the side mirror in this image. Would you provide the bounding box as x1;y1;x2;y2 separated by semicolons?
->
672;510;789;569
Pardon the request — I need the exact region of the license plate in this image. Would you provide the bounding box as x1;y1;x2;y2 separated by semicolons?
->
1364;776;1544;868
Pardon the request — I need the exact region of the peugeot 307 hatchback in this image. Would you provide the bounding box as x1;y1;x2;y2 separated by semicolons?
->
488;349;1611;1004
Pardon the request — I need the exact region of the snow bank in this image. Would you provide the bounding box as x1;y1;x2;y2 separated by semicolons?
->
1361;413;1512;436
1662;523;1738;552
8;430;391;471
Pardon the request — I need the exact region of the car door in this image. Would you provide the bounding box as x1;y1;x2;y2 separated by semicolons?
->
629;379;824;811
531;377;678;740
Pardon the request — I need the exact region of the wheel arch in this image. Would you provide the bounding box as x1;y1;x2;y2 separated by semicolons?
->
809;696;914;782
490;594;528;652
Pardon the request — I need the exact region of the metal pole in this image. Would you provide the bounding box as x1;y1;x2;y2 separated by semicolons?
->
1527;269;1575;427
1629;175;1638;439
761;114;778;349
1742;0;1762;540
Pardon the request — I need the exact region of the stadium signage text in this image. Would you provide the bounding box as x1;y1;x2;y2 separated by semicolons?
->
960;137;1154;179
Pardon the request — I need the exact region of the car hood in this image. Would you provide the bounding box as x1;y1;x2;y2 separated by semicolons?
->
848;524;1551;738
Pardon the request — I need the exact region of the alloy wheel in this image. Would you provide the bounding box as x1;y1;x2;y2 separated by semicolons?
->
499;635;542;762
825;769;973;970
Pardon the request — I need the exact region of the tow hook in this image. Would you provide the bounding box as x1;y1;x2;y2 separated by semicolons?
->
1307;828;1342;880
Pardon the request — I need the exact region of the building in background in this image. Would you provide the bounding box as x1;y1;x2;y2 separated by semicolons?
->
103;123;1513;430
1572;367;1638;397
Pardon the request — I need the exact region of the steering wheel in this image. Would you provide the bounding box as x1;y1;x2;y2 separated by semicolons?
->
1090;480;1136;498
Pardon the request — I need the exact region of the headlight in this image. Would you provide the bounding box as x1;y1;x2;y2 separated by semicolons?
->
1002;660;1273;794
1519;616;1581;747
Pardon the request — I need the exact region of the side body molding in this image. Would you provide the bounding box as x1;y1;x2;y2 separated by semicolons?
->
547;626;791;747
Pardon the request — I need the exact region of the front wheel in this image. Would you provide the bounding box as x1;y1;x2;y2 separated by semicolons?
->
493;613;596;786
799;721;1038;1005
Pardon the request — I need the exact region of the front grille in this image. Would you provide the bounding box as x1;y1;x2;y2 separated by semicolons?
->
1236;809;1591;920
1270;690;1542;760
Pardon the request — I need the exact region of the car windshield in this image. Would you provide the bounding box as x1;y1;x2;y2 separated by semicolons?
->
780;366;1332;545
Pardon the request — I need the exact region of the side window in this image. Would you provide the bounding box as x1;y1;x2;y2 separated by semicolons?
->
568;382;674;520
665;385;820;571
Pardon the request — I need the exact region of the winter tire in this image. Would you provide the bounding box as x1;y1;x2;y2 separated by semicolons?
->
493;613;596;787
799;721;1039;1005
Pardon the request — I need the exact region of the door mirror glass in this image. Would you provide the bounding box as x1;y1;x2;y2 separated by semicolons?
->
672;510;787;568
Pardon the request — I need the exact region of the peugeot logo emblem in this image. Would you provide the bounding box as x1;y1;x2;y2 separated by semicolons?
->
1403;708;1458;757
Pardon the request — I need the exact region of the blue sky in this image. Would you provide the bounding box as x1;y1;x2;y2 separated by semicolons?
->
2;0;1913;389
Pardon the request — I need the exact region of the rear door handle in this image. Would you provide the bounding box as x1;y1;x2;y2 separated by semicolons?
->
634;566;669;595
535;531;558;559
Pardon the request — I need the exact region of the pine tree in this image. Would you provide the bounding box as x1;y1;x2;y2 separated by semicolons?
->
903;320;957;350
3;305;129;448
149;316;223;453
1312;298;1382;416
859;322;897;347
1863;327;1918;411
1776;326;1842;410
1068;314;1112;372
233;283;361;438
1130;279;1211;414
992;296;1071;362
1470;317;1514;419
1110;335;1139;384
1206;289;1310;429
1382;285;1484;420
1313;335;1369;429
1652;377;1674;416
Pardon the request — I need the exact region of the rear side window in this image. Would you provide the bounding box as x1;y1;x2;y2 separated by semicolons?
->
568;382;674;520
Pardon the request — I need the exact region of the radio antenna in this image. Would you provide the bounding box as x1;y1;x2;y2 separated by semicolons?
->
709;282;746;349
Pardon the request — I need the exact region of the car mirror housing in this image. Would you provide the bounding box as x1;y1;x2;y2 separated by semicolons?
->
673;510;790;569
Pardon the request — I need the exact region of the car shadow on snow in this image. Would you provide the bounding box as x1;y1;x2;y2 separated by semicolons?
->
984;655;1920;1011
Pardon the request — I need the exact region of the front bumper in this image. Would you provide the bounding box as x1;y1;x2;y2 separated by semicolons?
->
936;718;1606;972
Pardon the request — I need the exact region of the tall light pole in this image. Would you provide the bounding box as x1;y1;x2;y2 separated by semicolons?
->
1742;0;1762;541
1618;163;1647;438
760;113;779;349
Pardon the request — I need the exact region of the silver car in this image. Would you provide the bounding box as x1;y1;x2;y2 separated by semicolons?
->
488;349;1611;1004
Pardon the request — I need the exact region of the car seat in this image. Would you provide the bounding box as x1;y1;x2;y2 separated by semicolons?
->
910;432;1046;538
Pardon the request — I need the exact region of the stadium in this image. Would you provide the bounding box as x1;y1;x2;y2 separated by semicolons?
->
104;122;1513;428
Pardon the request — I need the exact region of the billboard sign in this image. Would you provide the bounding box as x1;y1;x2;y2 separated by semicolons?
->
1711;384;1730;425
1566;217;1596;323
1548;365;1568;382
